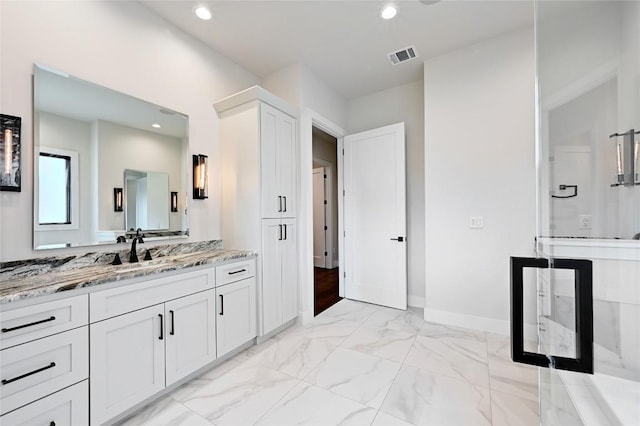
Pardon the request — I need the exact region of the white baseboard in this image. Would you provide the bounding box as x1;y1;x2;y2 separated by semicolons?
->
424;308;537;338
408;295;425;308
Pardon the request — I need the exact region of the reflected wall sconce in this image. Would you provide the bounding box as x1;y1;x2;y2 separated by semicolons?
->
609;129;640;187
171;191;178;212
193;154;208;199
114;187;123;212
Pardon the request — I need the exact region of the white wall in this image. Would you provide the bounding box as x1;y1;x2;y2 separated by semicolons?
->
0;0;259;261
423;28;536;333
346;80;426;306
261;65;301;112
299;65;348;131
263;63;348;131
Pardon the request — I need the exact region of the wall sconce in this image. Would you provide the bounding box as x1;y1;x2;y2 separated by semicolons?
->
171;191;178;212
193;154;208;199
114;187;123;212
1;114;22;192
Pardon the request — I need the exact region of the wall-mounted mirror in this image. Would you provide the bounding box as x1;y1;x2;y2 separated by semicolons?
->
33;64;189;250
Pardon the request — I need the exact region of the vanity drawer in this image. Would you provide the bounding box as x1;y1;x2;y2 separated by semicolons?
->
0;327;88;415
216;259;256;287
90;268;213;322
0;380;88;425
0;295;88;350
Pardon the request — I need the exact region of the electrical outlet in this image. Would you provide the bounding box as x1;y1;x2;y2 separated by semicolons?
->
579;215;592;230
469;216;484;229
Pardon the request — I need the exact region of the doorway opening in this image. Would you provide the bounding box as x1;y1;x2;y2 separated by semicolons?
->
312;126;341;315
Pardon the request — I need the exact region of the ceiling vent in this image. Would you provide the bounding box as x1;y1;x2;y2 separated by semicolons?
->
388;46;418;66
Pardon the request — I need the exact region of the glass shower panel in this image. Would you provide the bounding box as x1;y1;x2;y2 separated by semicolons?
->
536;1;640;425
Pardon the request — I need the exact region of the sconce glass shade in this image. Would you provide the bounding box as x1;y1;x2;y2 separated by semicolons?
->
171;191;178;212
193;154;208;199
114;187;123;212
3;128;12;175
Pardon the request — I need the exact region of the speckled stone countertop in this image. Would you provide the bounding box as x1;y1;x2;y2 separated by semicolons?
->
0;241;256;304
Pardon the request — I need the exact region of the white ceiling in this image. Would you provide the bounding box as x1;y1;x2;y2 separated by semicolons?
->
141;0;534;99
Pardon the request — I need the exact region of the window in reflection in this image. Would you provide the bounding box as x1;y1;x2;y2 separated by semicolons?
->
39;152;71;225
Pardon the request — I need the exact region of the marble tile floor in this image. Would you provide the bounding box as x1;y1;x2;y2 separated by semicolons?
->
118;299;539;426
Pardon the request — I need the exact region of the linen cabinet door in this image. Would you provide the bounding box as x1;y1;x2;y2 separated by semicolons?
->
165;290;216;386
261;219;283;335
216;277;257;358
278;112;297;218
90;304;165;425
260;103;281;218
280;218;298;324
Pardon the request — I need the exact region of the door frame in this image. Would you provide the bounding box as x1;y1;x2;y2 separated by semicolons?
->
312;159;335;269
299;109;346;324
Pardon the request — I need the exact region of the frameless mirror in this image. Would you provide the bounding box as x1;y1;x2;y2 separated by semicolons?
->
33;64;189;250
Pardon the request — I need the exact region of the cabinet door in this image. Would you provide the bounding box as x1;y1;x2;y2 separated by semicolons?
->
216;277;257;358
90;304;165;425
278;112;297;218
261;219;283;335
261;103;281;218
281;218;298;324
0;380;88;426
165;290;216;386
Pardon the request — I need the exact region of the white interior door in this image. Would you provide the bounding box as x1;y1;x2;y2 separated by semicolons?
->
313;167;327;268
343;122;406;310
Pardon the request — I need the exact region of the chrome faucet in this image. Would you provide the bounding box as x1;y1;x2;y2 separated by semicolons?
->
129;236;144;263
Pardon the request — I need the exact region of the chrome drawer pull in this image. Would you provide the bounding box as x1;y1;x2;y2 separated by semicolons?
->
228;269;247;275
1;316;56;333
1;362;56;385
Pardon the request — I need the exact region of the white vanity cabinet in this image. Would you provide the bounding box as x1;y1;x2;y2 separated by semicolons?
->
0;256;256;426
0;295;89;425
89;269;217;425
216;278;257;358
165;290;217;385
90;303;166;425
216;86;299;337
0;380;88;426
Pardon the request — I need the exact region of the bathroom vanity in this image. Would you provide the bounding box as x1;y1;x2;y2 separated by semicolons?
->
0;244;258;425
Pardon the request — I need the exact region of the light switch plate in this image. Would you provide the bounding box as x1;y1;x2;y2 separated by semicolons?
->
469;216;484;229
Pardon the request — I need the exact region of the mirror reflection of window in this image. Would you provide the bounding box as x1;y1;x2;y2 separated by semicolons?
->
39;152;71;225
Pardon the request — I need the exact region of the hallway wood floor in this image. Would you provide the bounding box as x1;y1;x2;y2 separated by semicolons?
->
314;267;341;316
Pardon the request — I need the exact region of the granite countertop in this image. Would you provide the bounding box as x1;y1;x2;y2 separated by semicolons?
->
0;241;255;304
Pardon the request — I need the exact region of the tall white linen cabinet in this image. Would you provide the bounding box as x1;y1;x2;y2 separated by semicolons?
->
214;86;298;337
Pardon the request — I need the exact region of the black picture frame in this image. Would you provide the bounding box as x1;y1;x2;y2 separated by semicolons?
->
1;114;22;192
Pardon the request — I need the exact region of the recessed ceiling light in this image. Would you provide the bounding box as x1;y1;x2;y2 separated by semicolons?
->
194;6;212;21
152;123;161;129
381;5;397;20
